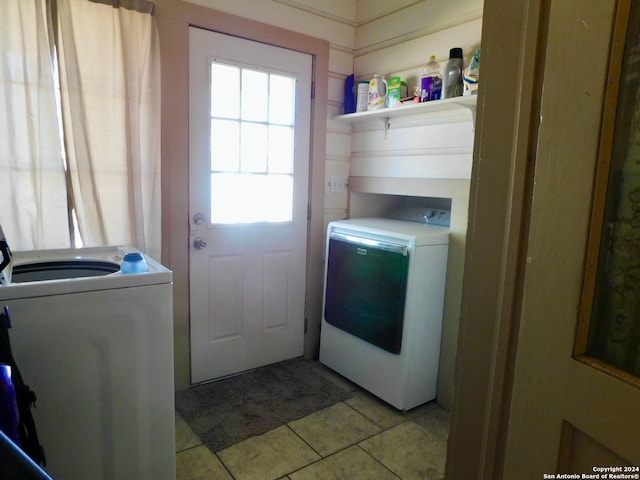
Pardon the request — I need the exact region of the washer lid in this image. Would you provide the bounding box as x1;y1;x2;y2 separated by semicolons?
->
0;246;172;300
328;217;449;246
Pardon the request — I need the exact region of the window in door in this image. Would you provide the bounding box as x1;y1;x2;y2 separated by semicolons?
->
209;62;296;224
578;0;640;381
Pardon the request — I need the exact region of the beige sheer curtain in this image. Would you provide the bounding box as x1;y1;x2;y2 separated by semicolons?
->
56;0;161;259
0;0;70;250
0;0;160;256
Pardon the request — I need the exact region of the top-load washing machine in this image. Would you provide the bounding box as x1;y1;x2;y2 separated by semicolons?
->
319;209;450;410
0;246;174;479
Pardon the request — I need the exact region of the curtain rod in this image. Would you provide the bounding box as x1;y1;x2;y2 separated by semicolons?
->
87;0;155;15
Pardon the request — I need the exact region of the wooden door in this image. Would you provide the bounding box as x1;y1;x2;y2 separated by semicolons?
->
502;0;640;475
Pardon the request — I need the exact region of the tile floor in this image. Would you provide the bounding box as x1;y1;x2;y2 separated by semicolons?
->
175;364;450;480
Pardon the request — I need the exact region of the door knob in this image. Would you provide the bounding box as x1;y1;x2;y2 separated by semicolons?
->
193;237;207;249
193;213;206;225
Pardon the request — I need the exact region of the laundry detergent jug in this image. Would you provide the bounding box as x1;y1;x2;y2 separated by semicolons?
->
367;75;387;111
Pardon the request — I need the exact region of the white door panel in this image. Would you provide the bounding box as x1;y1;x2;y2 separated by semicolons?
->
189;27;311;383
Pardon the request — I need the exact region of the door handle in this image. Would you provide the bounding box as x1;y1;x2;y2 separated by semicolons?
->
193;237;207;250
193;213;206;225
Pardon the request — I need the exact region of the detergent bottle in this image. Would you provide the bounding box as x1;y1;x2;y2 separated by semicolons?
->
420;55;442;102
367;75;387;111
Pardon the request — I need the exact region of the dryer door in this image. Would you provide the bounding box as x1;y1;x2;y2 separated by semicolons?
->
324;231;409;354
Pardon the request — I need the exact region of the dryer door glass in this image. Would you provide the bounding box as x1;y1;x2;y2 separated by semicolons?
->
324;233;409;354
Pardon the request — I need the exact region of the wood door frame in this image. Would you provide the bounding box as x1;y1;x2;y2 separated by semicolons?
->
155;0;329;390
446;0;548;477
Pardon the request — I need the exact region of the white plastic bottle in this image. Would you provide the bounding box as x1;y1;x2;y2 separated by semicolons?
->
420;55;442;102
442;47;464;99
367;74;387;111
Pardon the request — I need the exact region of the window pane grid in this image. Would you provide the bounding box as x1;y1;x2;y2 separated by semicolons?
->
209;61;296;224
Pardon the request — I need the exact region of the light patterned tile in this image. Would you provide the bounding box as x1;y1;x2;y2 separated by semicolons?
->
411;405;450;440
175;411;202;452
345;391;408;429
217;425;320;480
311;364;360;395
176;445;232;480
289;445;400;480
359;421;447;480
288;402;381;457
403;400;441;420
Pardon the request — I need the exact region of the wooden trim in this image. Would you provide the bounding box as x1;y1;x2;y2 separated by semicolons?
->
155;0;329;390
576;355;640;390
445;0;546;477
556;419;635;472
273;0;355;27
156;0;329;56
491;1;553;476
556;421;574;473
574;0;633;357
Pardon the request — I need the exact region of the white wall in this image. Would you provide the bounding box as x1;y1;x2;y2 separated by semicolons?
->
355;0;482;85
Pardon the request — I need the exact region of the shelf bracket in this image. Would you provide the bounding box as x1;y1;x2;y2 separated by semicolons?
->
383;117;390;139
455;100;477;130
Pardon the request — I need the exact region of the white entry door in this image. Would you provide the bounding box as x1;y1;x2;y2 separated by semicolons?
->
188;27;312;383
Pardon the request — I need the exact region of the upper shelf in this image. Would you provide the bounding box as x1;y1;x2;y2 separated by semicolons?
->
334;94;477;125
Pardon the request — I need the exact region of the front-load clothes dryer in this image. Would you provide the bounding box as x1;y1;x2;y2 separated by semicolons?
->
319;213;450;410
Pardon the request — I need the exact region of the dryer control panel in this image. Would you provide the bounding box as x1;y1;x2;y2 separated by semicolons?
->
386;207;451;226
